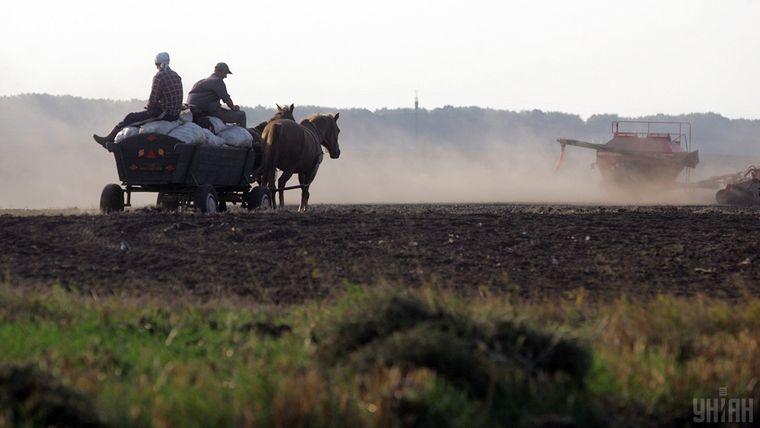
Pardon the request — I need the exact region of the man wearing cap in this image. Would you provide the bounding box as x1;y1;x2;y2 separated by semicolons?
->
187;62;246;127
93;52;183;146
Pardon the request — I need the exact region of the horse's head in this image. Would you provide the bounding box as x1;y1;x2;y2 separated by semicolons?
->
308;113;341;159
273;103;295;121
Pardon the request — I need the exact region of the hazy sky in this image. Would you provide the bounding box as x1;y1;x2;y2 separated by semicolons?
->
2;0;759;118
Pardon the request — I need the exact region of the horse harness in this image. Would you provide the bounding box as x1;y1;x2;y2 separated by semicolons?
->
301;122;325;169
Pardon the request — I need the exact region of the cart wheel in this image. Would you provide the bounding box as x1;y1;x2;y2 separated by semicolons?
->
716;189;730;205
100;184;124;214
717;188;751;205
245;186;272;210
194;184;219;213
157;193;180;211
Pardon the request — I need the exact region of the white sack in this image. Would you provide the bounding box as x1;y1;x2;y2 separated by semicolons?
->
168;122;206;145
202;128;226;147
113;126;139;143
139;120;181;135
179;109;193;123
219;126;253;148
207;117;228;134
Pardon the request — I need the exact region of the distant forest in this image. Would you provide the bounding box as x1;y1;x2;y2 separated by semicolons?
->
2;93;759;155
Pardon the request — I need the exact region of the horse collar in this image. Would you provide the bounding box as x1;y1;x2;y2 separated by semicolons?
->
303;122;321;142
302;122;325;166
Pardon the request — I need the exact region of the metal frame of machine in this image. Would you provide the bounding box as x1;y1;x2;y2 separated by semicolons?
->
556;120;699;188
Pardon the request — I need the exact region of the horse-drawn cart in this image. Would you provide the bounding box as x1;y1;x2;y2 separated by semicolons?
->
99;133;272;213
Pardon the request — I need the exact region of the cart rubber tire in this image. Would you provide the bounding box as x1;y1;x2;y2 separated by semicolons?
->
245;186;272;210
100;184;124;214
717;188;751;205
716;189;730;205
157;193;180;211
193;184;219;213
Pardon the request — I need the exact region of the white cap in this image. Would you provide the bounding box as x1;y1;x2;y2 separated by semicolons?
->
154;52;170;66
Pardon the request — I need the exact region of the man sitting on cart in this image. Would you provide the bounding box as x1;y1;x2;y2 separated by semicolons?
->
187;62;247;128
93;52;183;146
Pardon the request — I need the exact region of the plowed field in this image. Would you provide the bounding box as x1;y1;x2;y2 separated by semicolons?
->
2;205;759;302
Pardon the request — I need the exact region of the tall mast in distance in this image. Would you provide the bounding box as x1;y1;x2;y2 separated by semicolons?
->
414;90;419;143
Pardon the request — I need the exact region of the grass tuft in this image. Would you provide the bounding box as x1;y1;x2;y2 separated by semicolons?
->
316;289;592;425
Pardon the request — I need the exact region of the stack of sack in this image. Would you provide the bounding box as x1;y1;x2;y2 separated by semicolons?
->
113;109;253;149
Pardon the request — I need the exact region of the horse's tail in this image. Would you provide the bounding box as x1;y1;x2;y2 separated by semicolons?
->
261;122;281;191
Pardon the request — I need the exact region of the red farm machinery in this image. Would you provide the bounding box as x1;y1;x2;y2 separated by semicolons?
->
556;121;700;189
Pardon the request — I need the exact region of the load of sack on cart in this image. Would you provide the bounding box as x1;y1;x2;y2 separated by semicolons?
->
113;108;255;148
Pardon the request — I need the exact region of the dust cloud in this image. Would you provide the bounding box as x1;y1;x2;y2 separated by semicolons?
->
312;142;719;206
0;133;716;209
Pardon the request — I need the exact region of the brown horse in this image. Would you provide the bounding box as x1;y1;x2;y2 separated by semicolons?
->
260;111;341;211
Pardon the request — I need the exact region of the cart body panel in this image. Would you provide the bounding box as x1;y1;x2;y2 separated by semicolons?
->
100;132;269;212
111;133;258;189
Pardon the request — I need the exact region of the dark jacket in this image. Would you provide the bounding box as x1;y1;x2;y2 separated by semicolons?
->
187;74;233;113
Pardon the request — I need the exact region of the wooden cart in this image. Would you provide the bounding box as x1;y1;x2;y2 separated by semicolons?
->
99;133;271;213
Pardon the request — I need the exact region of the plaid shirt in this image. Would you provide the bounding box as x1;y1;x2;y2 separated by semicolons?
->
147;67;183;117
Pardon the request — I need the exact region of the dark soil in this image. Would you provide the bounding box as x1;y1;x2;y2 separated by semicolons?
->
1;204;759;302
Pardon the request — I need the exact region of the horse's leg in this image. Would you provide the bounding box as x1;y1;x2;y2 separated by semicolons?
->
298;173;310;212
264;147;279;208
261;123;280;208
277;170;293;209
265;168;277;208
299;161;322;212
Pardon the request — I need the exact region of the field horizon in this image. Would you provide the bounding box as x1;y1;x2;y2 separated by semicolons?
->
3;93;760;209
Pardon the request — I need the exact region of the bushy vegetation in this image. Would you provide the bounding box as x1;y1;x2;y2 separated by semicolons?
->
0;285;758;427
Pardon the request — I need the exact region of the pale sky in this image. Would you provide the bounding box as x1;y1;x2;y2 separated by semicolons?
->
2;0;759;118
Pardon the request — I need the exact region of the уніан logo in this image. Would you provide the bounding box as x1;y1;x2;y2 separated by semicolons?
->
693;387;754;424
